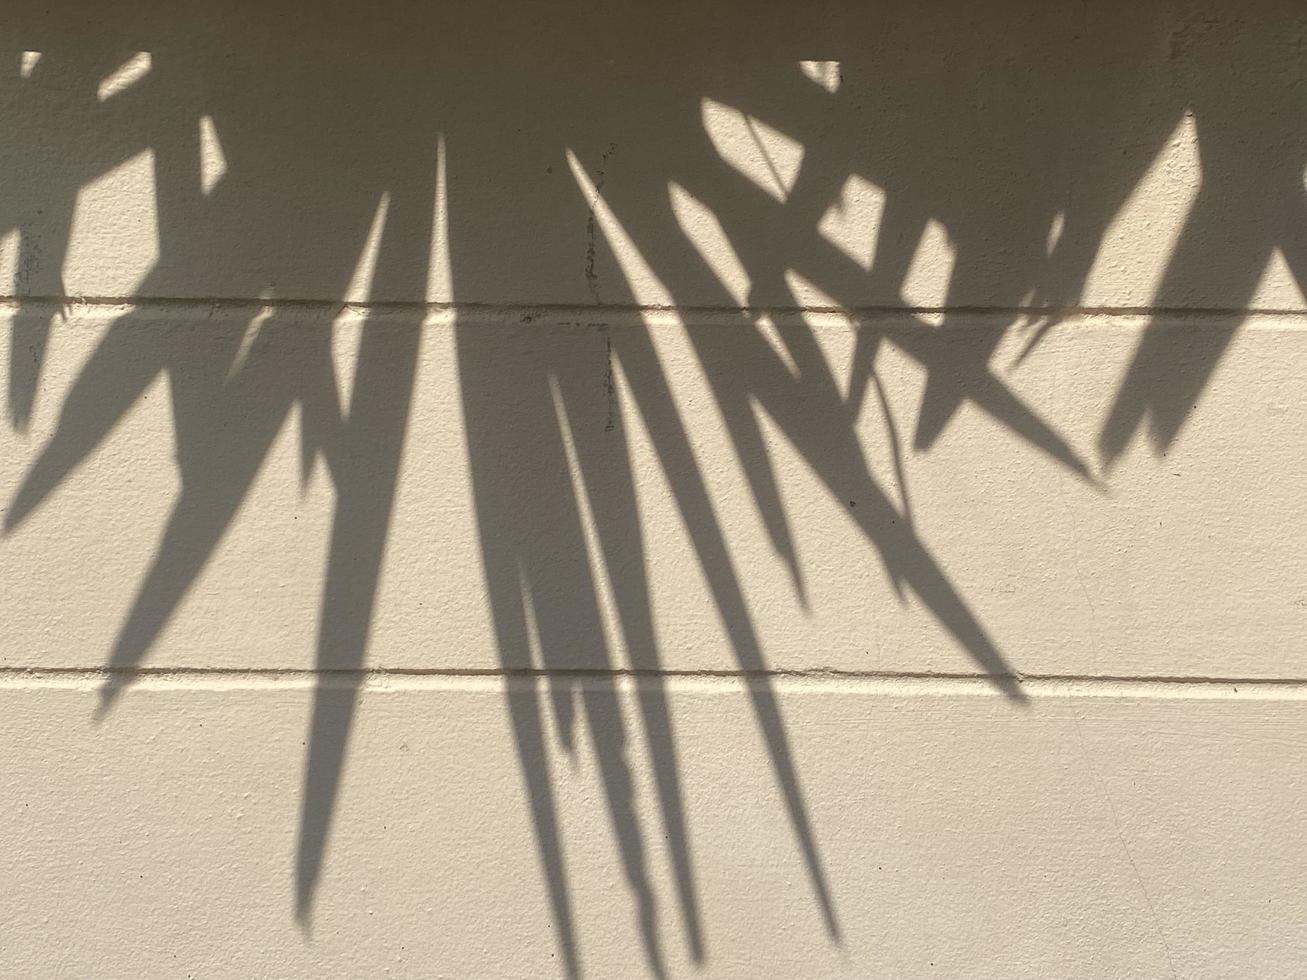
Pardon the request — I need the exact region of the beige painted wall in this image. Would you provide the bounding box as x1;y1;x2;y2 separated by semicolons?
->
3;1;1307;976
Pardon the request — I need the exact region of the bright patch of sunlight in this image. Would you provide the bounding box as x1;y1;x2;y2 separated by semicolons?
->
783;269;859;396
19;51;41;78
225;307;274;385
701;97;805;203
342;192;391;305
428;135;453;303
783;267;838;312
783;269;858;326
817;174;886;271
566;148;673;307
900;217;955;316
332;192;391;412
753;313;802;379
799;60;841;93
1250;247;1307;309
0;229;19;293
64;149;158;294
97;52;151;101
1083;111;1201;304
1046;211;1065;256
198;115;227;196
669;182;751;307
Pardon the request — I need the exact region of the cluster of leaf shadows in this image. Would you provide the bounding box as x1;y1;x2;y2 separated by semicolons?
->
2;1;1305;975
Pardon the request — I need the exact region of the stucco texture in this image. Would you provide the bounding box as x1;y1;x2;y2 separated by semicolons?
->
2;1;1306;976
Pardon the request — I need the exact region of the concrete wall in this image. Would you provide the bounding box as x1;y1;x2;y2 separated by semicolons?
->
3;1;1307;975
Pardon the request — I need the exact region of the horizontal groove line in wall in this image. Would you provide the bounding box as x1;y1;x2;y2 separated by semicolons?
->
0;295;1305;329
1;667;1306;700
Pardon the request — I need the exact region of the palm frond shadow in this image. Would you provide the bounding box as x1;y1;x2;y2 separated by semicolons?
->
3;1;1304;974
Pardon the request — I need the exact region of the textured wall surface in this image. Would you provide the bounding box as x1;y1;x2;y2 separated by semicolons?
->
3;1;1307;976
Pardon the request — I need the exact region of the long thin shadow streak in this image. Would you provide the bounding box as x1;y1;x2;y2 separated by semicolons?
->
4;310;168;535
9;301;61;432
1100;189;1307;467
295;177;430;923
457;333;672;978
4;304;330;718
548;372;671;979
568;114;840;944
455;361;585;979
98;320;308;713
1098;22;1307;467
677;158;1097;487
614;326;843;939
1;49;145;430
559;362;705;963
601;169;1030;698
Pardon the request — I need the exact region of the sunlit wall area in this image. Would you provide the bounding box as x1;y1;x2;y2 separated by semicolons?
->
3;2;1306;976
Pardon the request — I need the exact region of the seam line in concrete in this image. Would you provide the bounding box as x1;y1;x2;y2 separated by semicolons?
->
1;667;1304;700
1;295;1305;326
